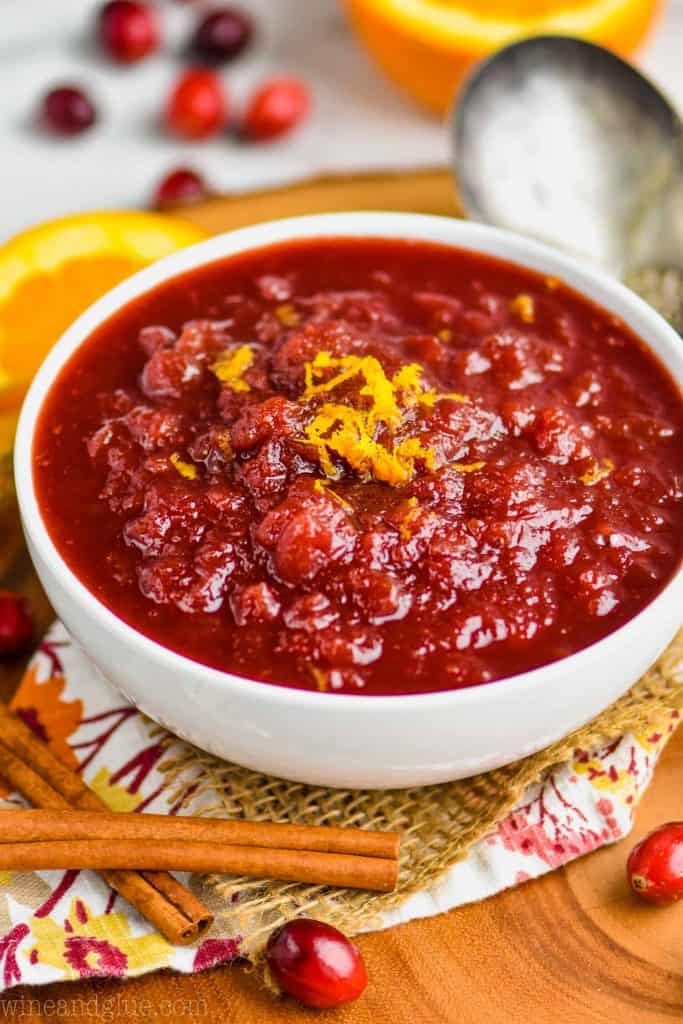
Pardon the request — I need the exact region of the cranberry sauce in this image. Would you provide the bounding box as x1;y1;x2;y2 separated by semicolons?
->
33;239;683;694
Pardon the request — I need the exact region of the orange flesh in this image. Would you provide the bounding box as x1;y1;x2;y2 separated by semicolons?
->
0;256;145;404
427;0;602;15
345;0;662;112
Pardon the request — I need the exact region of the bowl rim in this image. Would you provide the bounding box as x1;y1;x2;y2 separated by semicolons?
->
14;210;683;712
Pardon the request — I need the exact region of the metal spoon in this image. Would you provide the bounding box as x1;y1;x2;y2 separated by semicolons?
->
452;35;683;329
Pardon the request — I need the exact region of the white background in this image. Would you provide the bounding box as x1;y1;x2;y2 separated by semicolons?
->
0;0;682;240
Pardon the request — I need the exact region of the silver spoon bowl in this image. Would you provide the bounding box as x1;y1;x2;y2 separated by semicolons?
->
452;36;683;327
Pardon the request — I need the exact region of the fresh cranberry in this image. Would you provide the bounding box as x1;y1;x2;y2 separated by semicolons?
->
41;86;97;136
243;77;310;142
153;167;208;210
192;7;253;63
0;592;33;656
627;821;683;905
165;69;226;140
97;1;160;63
265;919;367;1009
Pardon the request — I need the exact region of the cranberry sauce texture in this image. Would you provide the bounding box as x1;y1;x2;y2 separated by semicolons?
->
33;239;683;695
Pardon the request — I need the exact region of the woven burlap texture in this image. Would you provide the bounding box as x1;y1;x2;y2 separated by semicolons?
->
160;631;683;958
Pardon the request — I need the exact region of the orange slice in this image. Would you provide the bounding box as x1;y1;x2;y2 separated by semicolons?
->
345;0;662;113
0;210;206;452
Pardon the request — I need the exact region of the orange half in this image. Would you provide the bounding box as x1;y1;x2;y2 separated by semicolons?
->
0;211;206;452
345;0;662;112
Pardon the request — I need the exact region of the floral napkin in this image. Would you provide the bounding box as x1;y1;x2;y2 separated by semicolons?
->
0;622;675;991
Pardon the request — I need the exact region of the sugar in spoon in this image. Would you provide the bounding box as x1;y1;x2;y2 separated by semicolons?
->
451;36;683;329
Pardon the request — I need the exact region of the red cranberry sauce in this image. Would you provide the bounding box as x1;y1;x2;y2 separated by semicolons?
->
33;239;683;695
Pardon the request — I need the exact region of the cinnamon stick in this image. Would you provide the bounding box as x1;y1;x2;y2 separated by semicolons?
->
0;808;400;861
0;839;399;892
0;708;213;945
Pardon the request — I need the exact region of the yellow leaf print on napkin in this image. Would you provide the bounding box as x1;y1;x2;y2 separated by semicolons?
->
572;751;640;806
29;899;171;980
87;767;142;812
633;713;676;754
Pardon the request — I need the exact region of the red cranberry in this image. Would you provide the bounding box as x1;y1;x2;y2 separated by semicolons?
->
627;821;683;905
243;77;310;142
265;919;367;1009
97;1;159;63
165;69;226;140
0;592;33;656
192;7;253;63
41;86;97;136
153;167;208;210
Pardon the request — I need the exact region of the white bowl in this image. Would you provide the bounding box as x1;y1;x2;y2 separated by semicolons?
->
15;213;683;789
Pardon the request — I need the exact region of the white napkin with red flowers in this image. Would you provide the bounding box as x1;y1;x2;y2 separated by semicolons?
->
0;621;675;990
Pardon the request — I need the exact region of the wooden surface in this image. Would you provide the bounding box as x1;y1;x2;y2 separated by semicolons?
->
1;169;681;1021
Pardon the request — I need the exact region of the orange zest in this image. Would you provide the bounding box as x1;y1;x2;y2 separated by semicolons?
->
169;453;199;480
510;293;535;324
211;345;254;391
275;303;300;327
300;351;458;485
580;457;614;485
304;404;436;485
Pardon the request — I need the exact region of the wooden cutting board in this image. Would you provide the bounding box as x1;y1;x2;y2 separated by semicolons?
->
0;169;681;1022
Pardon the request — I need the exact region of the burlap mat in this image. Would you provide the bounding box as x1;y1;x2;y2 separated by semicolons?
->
161;632;683;958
